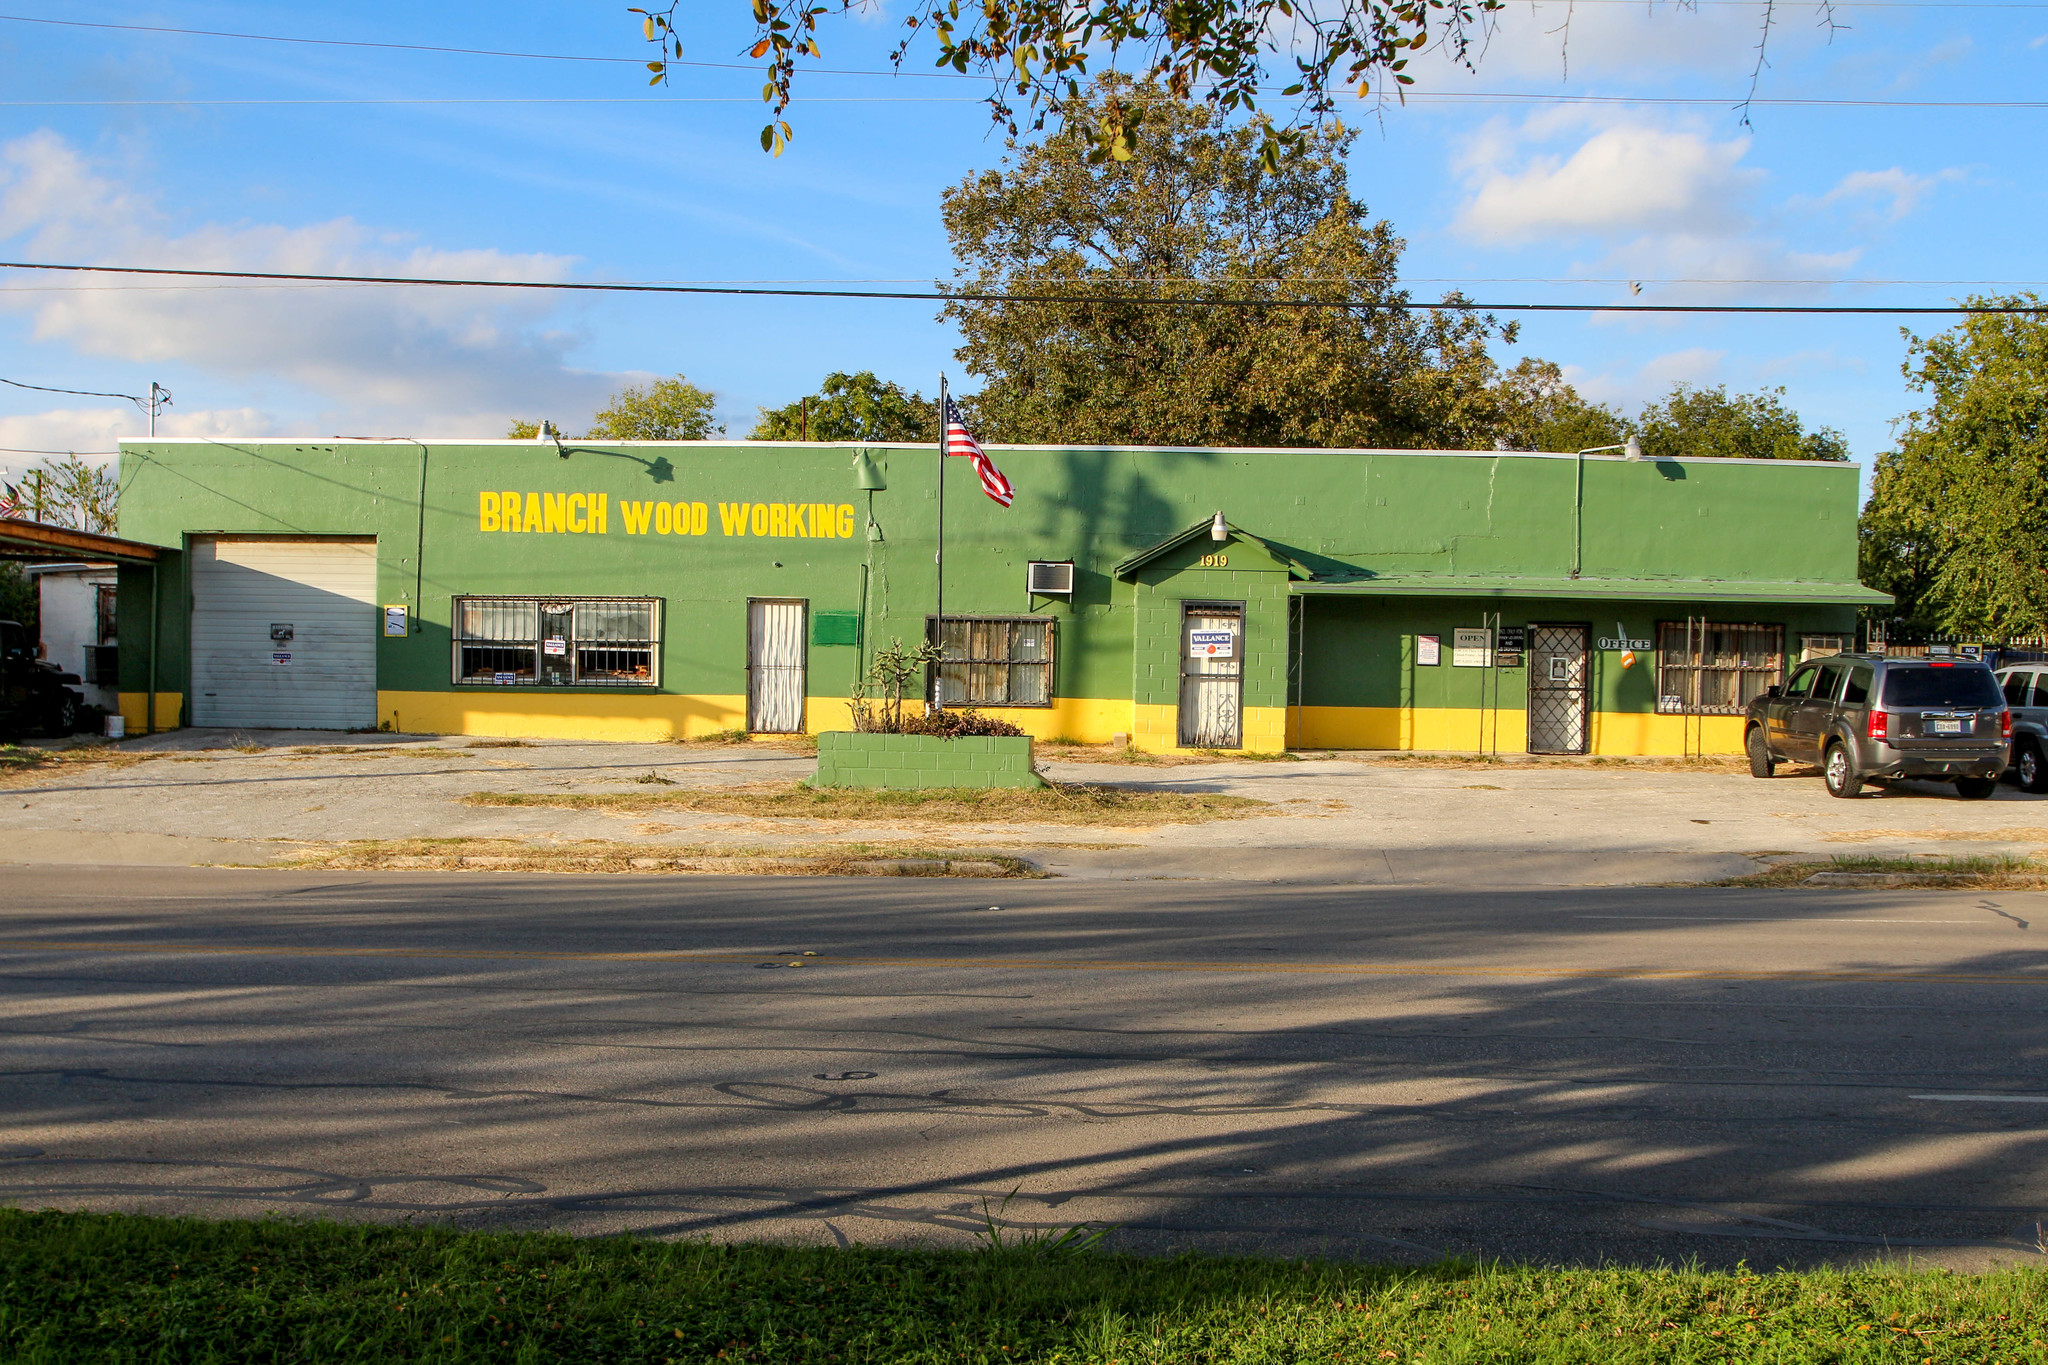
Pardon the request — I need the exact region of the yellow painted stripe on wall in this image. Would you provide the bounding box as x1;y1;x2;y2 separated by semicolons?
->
117;692;183;735
1134;703;1289;754
379;690;748;741
1296;705;1744;756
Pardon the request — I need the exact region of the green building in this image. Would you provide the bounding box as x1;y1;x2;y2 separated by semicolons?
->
109;436;1885;755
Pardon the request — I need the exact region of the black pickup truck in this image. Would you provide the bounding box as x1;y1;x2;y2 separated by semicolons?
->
0;618;83;738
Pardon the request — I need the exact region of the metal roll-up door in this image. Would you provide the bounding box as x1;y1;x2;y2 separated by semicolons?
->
190;537;378;729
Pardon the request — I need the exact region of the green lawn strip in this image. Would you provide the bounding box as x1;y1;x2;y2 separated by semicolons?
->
464;781;1268;826
3;1212;2044;1364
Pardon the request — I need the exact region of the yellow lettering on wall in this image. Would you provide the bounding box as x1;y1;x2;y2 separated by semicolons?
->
654;502;673;535
720;502;749;536
837;503;856;538
522;493;543;534
689;501;707;535
789;503;809;537
751;503;769;536
567;492;587;534
502;491;520;533
590;493;606;535
543;493;567;534
767;503;786;536
479;491;500;533
621;500;653;535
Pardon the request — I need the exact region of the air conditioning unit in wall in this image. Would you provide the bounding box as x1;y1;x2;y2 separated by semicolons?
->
1026;561;1075;596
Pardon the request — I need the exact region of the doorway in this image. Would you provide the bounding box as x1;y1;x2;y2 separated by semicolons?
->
747;598;807;733
1177;601;1244;748
1527;623;1591;754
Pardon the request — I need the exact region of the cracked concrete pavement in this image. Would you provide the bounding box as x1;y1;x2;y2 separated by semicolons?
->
6;730;2047;886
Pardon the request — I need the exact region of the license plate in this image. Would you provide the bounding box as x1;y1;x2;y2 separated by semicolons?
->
1927;719;1965;735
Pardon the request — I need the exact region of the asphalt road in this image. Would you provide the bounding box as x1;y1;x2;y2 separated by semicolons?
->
2;864;2046;1270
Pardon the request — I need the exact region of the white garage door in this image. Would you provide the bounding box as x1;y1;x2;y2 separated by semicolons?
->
190;537;378;730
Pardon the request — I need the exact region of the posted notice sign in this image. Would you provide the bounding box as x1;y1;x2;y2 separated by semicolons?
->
384;605;408;637
1452;628;1493;668
1189;630;1235;659
1416;633;1441;666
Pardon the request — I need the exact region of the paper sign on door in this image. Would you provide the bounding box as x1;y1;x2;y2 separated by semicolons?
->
1189;630;1235;659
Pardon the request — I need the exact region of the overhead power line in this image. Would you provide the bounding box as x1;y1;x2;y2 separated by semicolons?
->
0;374;142;404
3;92;2048;109
0;259;2039;315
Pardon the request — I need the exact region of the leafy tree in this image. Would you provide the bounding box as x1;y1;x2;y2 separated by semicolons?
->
0;563;34;633
941;78;1507;449
586;375;722;440
510;375;723;442
1860;300;2048;637
1636;384;1848;463
7;455;118;533
750;372;937;442
1487;358;1629;453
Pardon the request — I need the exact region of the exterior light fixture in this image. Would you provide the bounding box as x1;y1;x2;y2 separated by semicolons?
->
539;420;568;457
1624;433;1643;461
1210;511;1228;542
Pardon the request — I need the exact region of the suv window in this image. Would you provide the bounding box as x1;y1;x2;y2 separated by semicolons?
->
1814;662;1848;702
2004;672;2031;706
1882;665;2005;709
2033;673;2048;708
1784;664;1819;698
1841;665;1872;706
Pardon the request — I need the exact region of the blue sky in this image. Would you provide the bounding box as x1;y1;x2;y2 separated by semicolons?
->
0;1;2033;486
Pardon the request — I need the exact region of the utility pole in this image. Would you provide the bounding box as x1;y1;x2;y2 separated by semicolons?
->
147;382;171;437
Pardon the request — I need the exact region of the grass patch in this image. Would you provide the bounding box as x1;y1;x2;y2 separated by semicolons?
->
464;780;1268;826
464;739;535;749
1035;742;1301;766
1355;752;1748;772
250;836;1043;877
4;1210;2046;1364
0;741;156;783
1717;852;2048;889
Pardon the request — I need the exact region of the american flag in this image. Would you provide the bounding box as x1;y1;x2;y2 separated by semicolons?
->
942;398;1014;508
0;482;21;520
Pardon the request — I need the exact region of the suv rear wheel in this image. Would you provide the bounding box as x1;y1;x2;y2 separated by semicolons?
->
1955;776;1997;800
41;693;78;737
1746;726;1776;778
1823;741;1863;799
2014;739;2048;794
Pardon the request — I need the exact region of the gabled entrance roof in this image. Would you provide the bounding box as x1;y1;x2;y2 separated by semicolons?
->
1112;517;1314;581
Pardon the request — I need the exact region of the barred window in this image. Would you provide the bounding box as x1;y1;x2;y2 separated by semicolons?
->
453;596;659;688
928;616;1054;707
1656;622;1784;715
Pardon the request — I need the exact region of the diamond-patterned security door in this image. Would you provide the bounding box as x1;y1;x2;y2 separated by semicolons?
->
1527;624;1590;754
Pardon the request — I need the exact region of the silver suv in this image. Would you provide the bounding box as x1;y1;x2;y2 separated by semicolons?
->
1744;653;2009;799
1995;664;2048;793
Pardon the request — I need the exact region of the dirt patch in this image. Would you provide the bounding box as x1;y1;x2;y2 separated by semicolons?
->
1712;852;2048;889
1038;744;1301;767
248;837;1045;877
463;780;1269;826
1820;826;2048;845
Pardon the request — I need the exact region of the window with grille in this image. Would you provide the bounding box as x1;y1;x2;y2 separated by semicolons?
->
927;616;1054;707
1656;622;1784;714
452;596;660;688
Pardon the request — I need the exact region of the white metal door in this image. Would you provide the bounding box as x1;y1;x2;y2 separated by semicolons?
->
747;599;807;733
1177;603;1243;748
190;537;377;729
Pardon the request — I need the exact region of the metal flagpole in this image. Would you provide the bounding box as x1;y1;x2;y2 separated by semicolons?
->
933;374;947;712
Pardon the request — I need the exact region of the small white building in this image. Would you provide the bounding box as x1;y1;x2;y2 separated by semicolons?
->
29;562;118;712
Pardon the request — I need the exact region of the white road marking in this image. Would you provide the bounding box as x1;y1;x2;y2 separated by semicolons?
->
1909;1094;2048;1103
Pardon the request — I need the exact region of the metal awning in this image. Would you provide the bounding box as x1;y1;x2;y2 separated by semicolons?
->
0;517;164;564
1291;574;1892;605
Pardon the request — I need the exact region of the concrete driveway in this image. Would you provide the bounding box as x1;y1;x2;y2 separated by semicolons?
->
5;730;2046;887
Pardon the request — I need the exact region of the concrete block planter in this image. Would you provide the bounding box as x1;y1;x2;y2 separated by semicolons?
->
810;732;1046;789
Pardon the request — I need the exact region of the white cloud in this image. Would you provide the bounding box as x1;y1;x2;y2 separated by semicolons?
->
0;130;636;433
1810;167;1963;222
0;404;280;480
1456;115;1757;243
1417;0;1834;88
